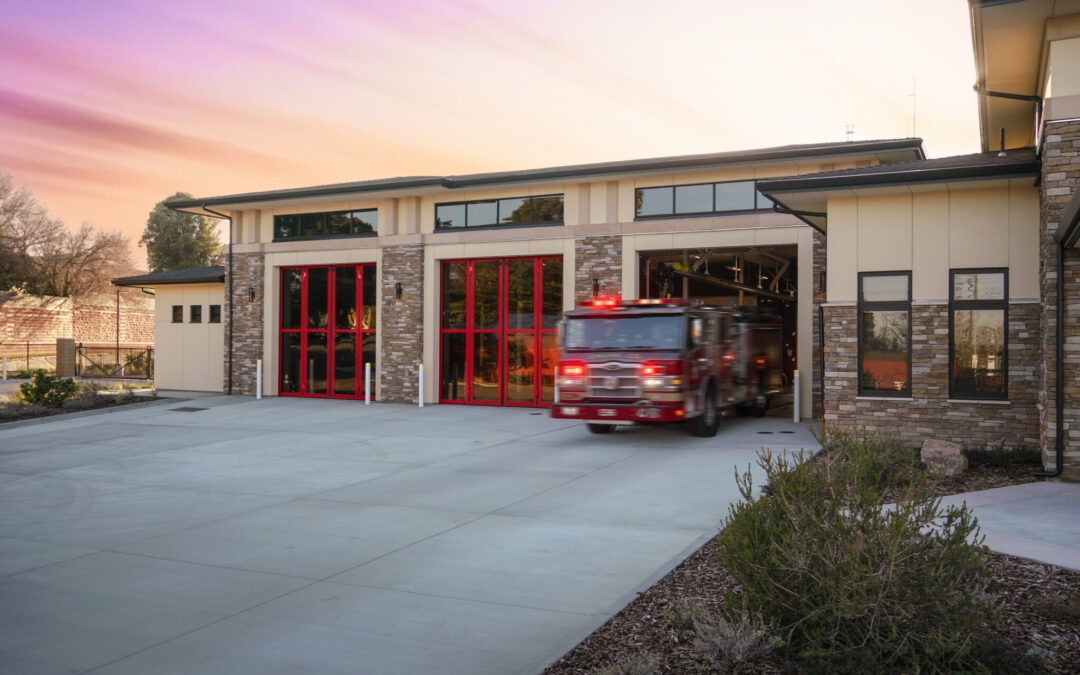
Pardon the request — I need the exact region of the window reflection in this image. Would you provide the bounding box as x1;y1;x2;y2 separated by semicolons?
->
860;310;909;393
274;209;377;240
436;195;563;229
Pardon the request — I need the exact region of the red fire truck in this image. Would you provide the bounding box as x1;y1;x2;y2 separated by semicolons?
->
550;299;783;436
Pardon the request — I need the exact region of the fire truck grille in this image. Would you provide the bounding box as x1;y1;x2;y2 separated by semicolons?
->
586;363;641;399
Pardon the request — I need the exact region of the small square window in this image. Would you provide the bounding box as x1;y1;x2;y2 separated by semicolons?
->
190;305;202;323
172;305;183;323
208;305;221;323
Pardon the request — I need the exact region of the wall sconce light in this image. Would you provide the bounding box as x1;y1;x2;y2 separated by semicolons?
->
247;287;256;302
592;278;599;298
395;282;403;299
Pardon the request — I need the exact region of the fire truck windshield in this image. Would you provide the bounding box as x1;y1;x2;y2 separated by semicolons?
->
563;315;684;350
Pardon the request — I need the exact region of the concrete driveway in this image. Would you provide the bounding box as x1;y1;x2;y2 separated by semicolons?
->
0;396;817;674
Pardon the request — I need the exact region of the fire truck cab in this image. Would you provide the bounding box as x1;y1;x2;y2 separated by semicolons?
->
550;298;782;436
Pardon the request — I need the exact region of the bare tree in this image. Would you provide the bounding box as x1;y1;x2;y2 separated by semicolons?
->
0;172;132;296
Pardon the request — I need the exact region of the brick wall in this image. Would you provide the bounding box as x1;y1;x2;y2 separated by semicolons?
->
0;292;153;346
823;302;1039;451
225;252;265;395
574;235;621;304
1041;121;1080;478
380;245;423;403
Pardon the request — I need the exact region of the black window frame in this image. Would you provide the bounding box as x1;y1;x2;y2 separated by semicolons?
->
172;305;183;323
434;194;564;231
634;179;775;220
857;271;912;398
949;268;1008;401
273;208;378;242
189;305;202;324
208;304;222;324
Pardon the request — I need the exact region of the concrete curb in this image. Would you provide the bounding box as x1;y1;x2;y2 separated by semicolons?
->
0;396;186;431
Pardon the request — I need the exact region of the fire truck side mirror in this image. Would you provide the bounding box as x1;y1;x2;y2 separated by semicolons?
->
689;317;703;347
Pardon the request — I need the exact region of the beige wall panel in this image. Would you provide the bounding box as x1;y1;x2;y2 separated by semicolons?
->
796;227;813;416
461;241;531;258
153;285;223;392
622;236;639;299
563;188;580;227
1008;184;1040;300
527;239;569;256
751;226;803;246
291;250;378;266
1048;36;1080;98
752;164;798;179
911;191;950;301
627;233;675;251
589;183;607;224
856;193;912;272
949;188;1009;269
827;197;858;302
258;211;274;243
419;197;435;234
617;181;636;223
632;176;675;189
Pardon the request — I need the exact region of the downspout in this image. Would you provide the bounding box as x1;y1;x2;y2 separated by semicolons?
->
203;205;234;395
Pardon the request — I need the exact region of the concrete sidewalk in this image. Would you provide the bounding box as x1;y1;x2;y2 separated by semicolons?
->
939;481;1080;571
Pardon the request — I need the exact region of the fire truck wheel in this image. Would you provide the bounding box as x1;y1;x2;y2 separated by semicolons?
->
752;394;770;417
586;423;615;434
691;390;720;437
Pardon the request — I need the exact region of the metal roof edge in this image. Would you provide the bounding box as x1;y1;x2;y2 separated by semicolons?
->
756;161;1039;194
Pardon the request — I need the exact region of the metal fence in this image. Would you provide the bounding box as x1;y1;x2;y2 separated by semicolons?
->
0;342;57;374
76;343;154;379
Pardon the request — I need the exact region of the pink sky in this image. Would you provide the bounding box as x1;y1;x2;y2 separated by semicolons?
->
1;0;981;266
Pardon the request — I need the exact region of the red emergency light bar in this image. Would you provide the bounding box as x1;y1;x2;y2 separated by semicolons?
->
578;297;686;308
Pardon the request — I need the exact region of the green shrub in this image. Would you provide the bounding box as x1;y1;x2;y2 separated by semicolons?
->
691;608;781;672
18;370;80;408
123;351;150;377
717;428;996;672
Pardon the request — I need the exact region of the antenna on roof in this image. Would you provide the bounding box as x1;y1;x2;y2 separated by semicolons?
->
844;124;854;142
909;77;917;137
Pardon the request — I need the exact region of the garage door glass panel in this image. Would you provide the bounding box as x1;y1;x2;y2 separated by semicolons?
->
442;262;467;329
361;266;377;329
282;269;302;330
333;334;356;396
441;333;466;400
507;259;534;330
540;333;557;403
335;267;357;329
505;334;535;403
473;261;500;329
307;268;329;329
542;258;563;330
306;333;328;395
472;333;500;402
280;333;301;393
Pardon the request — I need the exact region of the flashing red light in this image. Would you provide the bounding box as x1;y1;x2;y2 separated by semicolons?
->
641;360;684;376
641;364;662;376
634;298;685;305
722;353;735;363
591;297;620;308
560;362;586;377
754;357;767;367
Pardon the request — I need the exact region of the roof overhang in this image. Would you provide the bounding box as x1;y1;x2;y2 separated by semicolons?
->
166;139;924;216
970;0;1080;151
113;267;225;288
758;155;1040;233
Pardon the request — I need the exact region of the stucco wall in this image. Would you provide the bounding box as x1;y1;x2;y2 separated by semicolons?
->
154;284;224;392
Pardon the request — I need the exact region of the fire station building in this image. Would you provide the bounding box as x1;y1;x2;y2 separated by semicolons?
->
128;0;1080;479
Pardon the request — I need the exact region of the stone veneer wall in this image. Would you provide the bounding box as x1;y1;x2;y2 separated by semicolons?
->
822;302;1039;450
574;236;622;304
1041;121;1080;478
811;230;825;419
224;252;264;395
380;245;423;403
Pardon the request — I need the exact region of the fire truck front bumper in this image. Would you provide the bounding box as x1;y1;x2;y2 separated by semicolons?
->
550;403;686;423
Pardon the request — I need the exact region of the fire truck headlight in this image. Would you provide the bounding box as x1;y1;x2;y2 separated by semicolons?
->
642;377;664;388
558;377;585;388
560;407;579;416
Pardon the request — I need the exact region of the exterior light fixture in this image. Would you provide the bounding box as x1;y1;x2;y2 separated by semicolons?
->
247;287;256;303
395;282;403;299
592;278;599;298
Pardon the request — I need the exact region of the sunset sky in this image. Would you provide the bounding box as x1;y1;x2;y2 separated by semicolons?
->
1;0;981;266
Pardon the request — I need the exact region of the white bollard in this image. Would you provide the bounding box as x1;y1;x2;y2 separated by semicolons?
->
418;363;424;408
256;360;262;400
364;362;371;405
793;369;800;424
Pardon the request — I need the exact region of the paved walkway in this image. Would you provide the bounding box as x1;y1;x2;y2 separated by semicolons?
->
940;481;1080;571
0;396;816;675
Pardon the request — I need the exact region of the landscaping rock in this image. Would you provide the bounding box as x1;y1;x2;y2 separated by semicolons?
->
921;439;968;477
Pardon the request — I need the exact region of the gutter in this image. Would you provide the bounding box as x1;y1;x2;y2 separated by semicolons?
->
202;205;234;395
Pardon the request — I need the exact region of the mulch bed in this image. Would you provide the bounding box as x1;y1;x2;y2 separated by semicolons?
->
0;395;150;424
545;466;1080;674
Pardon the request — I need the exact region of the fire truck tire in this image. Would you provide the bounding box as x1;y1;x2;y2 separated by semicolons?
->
691;391;720;437
586;423;615;434
752;394;770;417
